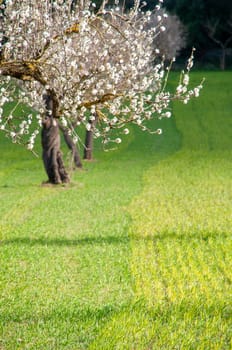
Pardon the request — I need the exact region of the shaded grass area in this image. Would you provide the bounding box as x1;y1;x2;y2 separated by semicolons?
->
0;72;232;349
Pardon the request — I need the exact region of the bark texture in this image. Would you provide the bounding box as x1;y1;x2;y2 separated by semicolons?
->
42;94;70;184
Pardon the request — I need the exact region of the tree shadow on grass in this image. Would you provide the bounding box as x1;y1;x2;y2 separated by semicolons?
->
1;230;229;248
0;302;120;324
131;230;230;242
0;235;130;247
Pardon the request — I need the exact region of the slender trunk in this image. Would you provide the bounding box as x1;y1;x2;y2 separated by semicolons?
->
84;128;94;160
59;124;82;169
220;47;226;70
83;116;98;160
42;94;70;184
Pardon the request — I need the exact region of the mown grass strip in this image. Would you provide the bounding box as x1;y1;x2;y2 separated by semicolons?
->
91;72;232;349
127;72;232;349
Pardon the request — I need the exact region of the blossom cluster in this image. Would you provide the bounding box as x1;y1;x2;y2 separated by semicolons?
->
0;0;203;150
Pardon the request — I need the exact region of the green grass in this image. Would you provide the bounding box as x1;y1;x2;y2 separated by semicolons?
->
0;71;232;349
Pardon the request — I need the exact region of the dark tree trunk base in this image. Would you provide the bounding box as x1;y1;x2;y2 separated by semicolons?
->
83;144;93;161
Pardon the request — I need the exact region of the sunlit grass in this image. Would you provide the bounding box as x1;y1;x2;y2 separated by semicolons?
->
125;71;232;349
0;72;231;349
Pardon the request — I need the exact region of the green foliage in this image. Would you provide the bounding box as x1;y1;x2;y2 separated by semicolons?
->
0;72;231;349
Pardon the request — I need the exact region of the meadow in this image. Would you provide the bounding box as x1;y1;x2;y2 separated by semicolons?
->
0;71;231;349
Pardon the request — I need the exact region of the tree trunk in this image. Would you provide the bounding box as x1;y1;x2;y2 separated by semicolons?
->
42;94;70;184
84;128;94;160
83;116;98;160
220;47;226;70
59;124;82;169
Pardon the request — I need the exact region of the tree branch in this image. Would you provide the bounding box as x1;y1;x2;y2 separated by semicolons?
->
0;60;46;85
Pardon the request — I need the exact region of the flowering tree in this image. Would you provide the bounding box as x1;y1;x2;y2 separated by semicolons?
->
83;6;187;161
0;0;203;184
150;8;186;60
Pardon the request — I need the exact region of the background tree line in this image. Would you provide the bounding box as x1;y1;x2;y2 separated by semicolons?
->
146;0;232;69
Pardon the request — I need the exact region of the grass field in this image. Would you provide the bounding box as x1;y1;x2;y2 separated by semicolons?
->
0;72;231;349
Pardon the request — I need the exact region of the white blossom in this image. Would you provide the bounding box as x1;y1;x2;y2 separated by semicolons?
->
0;1;203;149
194;88;200;97
183;74;190;86
86;123;92;131
123;128;130;135
165;111;172;118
